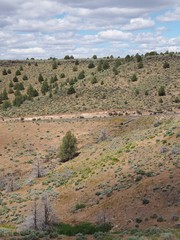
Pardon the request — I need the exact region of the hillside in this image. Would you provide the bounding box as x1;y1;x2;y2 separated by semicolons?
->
0;54;180;240
0;54;180;117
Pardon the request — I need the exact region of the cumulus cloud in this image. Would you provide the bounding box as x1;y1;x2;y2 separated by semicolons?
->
98;30;133;41
0;0;179;59
157;7;180;22
122;18;155;30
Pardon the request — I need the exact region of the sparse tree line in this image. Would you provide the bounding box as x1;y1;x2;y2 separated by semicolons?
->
0;50;179;111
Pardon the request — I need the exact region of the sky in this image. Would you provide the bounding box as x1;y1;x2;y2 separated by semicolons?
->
0;0;180;59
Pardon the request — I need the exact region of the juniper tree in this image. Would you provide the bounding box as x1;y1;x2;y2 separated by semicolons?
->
58;131;77;162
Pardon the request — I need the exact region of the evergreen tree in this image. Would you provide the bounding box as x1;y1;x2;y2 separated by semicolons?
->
158;86;166;96
13;76;18;82
67;85;76;95
58;131;77;162
38;73;44;83
41;79;49;95
2;69;7;75
9;80;14;88
2;88;8;100
78;70;85;79
15;69;21;76
27;84;39;98
1;100;11;110
23;74;28;80
52;61;58;69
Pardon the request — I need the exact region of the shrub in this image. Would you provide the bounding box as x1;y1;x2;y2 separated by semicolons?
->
91;77;97;84
137;62;143;69
78;71;85;79
23;75;28;80
15;70;21;76
158;86;165;96
38;73;44;83
67;85;76;95
9;80;14;87
60;73;65;78
131;74;138;82
163;62;170;69
1;100;11;110
27;84;39;98
2;69;7;75
113;67;118;75
102;61;110;70
52;61;58;69
58;131;78;162
92;55;97;59
88;62;95;68
136;53;142;62
41;80;49;95
13;76;18;82
75;60;79;65
55;222;111;236
75;203;86;211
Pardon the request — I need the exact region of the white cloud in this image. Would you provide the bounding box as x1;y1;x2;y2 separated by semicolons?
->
122;18;155;30
98;30;133;41
158;7;180;22
9;47;45;54
0;0;179;59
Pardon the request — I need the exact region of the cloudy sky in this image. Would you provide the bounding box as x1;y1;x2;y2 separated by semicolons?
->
0;0;180;59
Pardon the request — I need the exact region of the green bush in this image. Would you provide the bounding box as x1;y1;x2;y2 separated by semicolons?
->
102;61;110;70
1;100;11;110
75;203;86;210
131;74;138;82
15;70;21;76
163;62;170;69
78;71;85;79
158;86;165;96
60;73;65;78
2;69;7;75
23;75;28;80
58;131;77;162
67;85;76;95
55;222;111;236
13;76;18;82
88;62;95;68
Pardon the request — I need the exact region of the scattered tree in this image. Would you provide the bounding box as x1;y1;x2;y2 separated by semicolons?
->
23;74;28;80
52;61;58;69
2;69;7;75
131;74;138;82
78;70;85;80
163;62;170;69
16;69;21;76
67;85;76;95
158;86;166;96
1;100;11;110
38;73;44;83
102;61;110;70
13;76;18;82
27;84;39;98
41;79;49;95
88;62;95;68
58;131;78;162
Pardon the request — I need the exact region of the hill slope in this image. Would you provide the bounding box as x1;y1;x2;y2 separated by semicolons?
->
0;54;179;117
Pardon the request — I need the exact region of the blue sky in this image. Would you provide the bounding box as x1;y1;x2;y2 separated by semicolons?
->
0;0;179;59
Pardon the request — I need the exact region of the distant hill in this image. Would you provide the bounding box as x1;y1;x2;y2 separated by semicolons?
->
0;54;180;117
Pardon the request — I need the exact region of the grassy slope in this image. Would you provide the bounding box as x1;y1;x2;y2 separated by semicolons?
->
0;114;179;232
0;55;179;116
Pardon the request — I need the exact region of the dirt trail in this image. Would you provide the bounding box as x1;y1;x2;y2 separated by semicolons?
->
1;108;180;122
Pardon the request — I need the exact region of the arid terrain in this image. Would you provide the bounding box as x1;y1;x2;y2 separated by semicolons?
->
0;54;179;239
